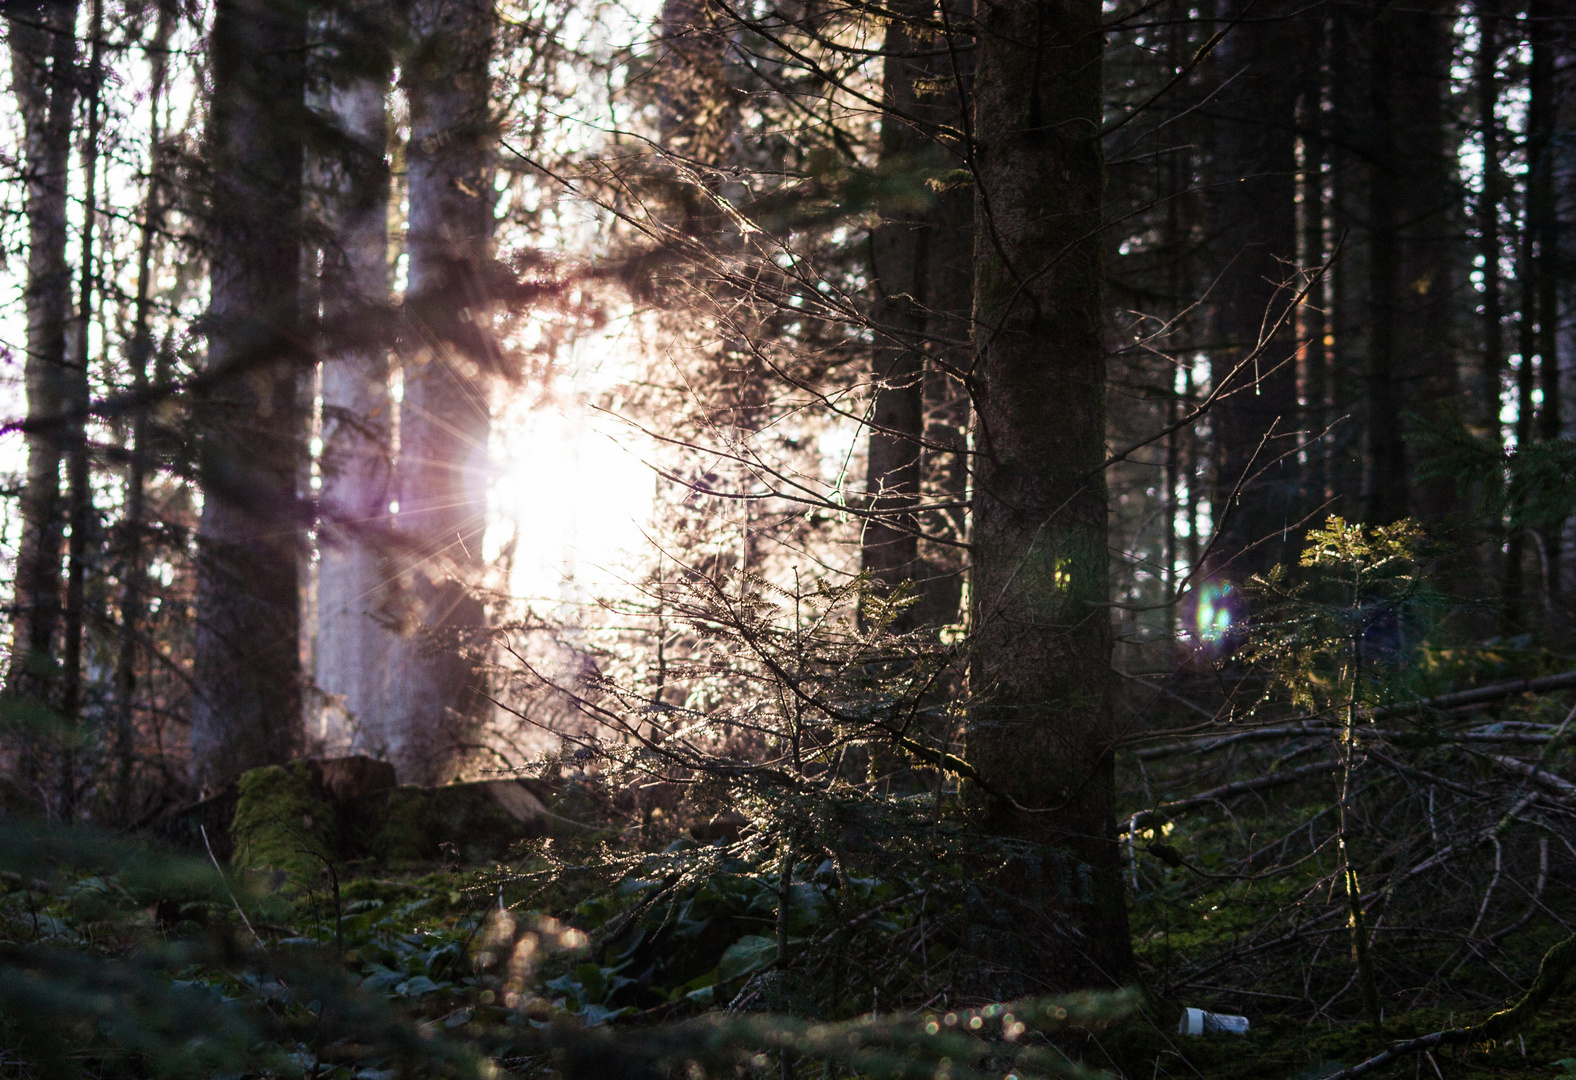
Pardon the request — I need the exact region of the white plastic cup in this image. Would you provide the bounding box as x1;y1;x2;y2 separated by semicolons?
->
1177;1007;1250;1036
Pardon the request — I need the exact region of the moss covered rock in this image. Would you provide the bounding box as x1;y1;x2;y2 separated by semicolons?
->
225;758;555;872
371;780;550;864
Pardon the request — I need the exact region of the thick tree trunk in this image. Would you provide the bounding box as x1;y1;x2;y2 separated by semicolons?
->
383;0;495;783
190;0;308;791
5;0;78;725
1205;0;1304;576
316;14;395;756
863;0;972;631
965;0;1134;990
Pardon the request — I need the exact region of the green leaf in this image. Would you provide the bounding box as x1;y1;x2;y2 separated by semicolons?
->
717;934;778;982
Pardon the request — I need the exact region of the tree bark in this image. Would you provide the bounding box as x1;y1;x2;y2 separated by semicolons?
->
4;0;79;728
965;0;1134;990
58;0;104;816
1358;0;1456;525
863;0;972;632
1476;0;1506;429
114;0;175;820
190;0;308;791
315;9;396;756
1528;0;1561;596
1205;0;1304;576
383;0;496;783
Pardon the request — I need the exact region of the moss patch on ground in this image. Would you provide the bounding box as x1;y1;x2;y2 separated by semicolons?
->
229;762;339;886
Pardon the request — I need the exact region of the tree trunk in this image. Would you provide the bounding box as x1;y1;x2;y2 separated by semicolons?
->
190;0;308;791
1360;0;1456;525
1476;0;1506;427
113;0;174;820
59;0;104;816
863;0;972;632
1205;0;1304;576
4;0;79;733
965;0;1134;990
1528;0;1561;597
383;0;495;783
315;11;396;757
1475;0;1509;624
1324;0;1363;518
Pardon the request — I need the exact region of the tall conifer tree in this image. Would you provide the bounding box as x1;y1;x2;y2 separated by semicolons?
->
965;0;1133;988
383;0;496;782
190;0;309;788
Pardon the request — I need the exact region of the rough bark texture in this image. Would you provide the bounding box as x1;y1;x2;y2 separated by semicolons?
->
1354;0;1456;524
1205;0;1303;576
965;0;1134;991
5;0;79;716
190;0;308;791
315;17;396;756
383;0;495;783
863;0;972;632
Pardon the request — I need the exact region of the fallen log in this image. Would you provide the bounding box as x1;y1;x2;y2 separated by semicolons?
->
1324;929;1576;1079
1121;758;1339;834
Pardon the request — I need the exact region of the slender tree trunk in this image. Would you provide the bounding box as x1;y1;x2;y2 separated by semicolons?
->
1506;0;1552;626
190;0;308;791
1361;0;1455;525
58;0;103;816
965;0;1134;989
1361;5;1406;524
864;0;972;632
1299;32;1330;519
384;0;496;783
1205;0;1304;575
1477;0;1506;424
4;0;79;740
1528;0;1561;597
1161;0;1191;630
115;0;175;818
1475;0;1512;622
1325;0;1363;518
316;9;396;756
1508;213;1537;624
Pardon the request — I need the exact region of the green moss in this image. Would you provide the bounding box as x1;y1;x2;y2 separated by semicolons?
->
230;763;339;887
371;782;541;865
372;787;441;864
